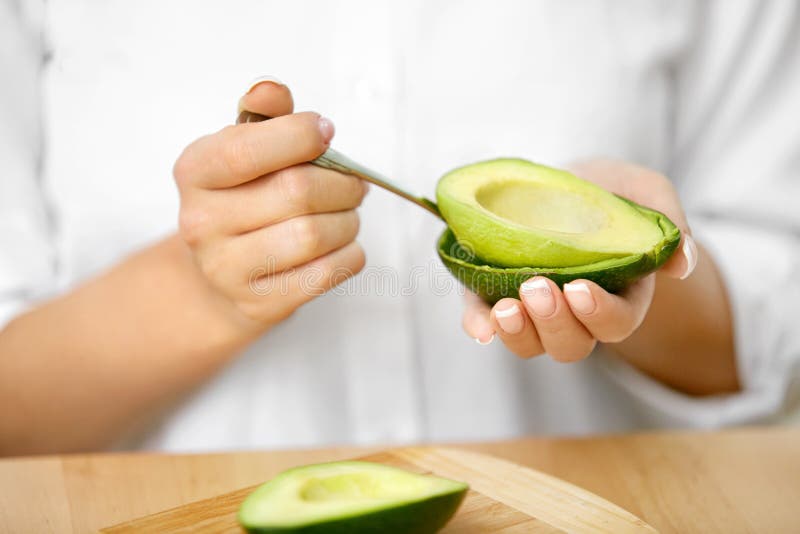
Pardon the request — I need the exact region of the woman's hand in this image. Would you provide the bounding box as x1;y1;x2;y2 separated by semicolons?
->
174;79;368;331
462;159;698;361
0;79;371;454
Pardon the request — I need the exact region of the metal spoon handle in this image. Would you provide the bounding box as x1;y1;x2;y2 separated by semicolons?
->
238;111;442;219
313;148;441;219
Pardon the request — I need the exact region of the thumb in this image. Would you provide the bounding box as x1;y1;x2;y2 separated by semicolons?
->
568;159;696;281
236;75;294;124
660;232;698;280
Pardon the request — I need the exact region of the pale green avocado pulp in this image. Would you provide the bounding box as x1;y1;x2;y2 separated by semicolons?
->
435;159;681;301
238;461;468;533
436;158;667;268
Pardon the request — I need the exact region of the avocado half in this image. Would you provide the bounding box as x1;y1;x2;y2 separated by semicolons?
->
238;461;468;534
436;159;680;304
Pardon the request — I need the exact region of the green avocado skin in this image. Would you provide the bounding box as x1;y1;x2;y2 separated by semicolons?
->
437;201;681;305
240;490;466;534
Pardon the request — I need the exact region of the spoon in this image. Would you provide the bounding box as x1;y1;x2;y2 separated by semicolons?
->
238;111;442;219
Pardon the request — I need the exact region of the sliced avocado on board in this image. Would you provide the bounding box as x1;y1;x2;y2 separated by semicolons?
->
238;461;468;534
436;159;680;303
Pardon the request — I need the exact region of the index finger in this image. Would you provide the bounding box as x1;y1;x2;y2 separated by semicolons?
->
563;276;656;343
237;77;294;122
175;111;334;190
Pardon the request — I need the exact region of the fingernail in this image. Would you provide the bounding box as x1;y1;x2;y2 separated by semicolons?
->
520;277;556;318
246;75;285;93
564;282;595;315
475;334;495;345
495;303;524;334
680;235;698;280
318;116;335;144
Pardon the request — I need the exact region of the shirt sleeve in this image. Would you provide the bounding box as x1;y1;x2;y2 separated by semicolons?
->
0;0;56;330
603;0;800;427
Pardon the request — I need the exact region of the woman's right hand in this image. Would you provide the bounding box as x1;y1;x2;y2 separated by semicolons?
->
173;78;368;331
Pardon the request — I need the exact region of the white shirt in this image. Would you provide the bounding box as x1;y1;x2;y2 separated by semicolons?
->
2;0;799;452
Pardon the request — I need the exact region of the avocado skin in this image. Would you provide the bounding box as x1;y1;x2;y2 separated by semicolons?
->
437;201;681;304
240;489;467;534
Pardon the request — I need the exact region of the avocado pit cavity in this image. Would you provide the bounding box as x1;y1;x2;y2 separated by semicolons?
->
476;181;608;235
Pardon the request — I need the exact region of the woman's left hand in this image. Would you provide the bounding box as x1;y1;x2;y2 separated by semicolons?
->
462;159;697;361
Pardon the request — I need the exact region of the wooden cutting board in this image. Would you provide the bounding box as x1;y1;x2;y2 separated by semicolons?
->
101;447;657;533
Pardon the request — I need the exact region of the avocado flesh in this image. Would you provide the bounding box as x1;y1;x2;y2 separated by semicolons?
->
238;461;468;534
438;201;680;304
435;159;681;302
436;159;666;268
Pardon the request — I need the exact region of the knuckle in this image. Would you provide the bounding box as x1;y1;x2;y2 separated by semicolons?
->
173;143;201;188
291;216;322;255
347;211;361;238
178;206;210;246
278;167;315;211
349;243;366;273
334;244;367;282
192;245;231;295
320;242;365;284
539;322;565;338
219;126;255;177
199;250;226;283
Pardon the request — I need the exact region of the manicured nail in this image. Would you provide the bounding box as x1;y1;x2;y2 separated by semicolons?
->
680;235;698;280
246;75;285;93
520;277;556;317
564;282;595;315
475;334;495;345
494;303;524;334
318;116;335;144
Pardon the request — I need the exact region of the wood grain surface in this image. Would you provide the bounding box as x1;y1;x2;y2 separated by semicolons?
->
1;427;798;533
102;447;656;533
